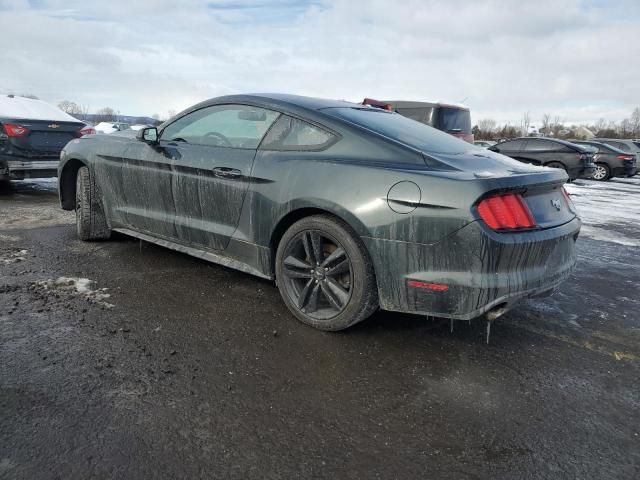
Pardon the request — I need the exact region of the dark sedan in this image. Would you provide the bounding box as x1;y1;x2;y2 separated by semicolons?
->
0;94;92;179
489;137;596;181
58;94;580;332
570;140;637;180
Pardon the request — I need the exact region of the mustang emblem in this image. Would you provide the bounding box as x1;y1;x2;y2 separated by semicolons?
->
48;124;60;129
551;199;562;211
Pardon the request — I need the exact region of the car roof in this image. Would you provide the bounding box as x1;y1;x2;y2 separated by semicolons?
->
205;93;358;112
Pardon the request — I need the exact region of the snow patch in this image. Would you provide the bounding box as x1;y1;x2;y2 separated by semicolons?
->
0;95;81;122
33;277;114;308
566;178;640;246
1;248;28;264
579;225;640;247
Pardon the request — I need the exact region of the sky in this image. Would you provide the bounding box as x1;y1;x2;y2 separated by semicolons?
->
1;0;639;126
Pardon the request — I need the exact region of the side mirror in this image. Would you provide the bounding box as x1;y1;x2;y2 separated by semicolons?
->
137;127;158;144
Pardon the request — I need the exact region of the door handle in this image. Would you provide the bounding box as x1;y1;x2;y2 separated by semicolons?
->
212;167;242;179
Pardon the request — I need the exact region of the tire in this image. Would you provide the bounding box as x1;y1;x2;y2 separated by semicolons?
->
0;178;11;194
275;215;378;331
75;166;110;241
592;163;610;181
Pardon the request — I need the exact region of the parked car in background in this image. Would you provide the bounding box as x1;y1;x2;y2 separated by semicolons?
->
570;140;637;180
489;137;596;181
592;138;640;167
474;140;496;148
0;157;8;186
59;94;579;332
0;94;92;179
361;98;474;143
129;124;150;131
95;122;130;134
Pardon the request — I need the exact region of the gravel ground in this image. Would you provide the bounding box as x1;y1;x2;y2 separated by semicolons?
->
0;178;638;479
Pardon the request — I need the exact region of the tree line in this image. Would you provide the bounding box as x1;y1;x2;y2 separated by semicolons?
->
56;100;163;125
474;107;640;140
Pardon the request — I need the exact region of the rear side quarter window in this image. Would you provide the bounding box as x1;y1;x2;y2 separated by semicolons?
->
260;115;337;151
497;139;525;151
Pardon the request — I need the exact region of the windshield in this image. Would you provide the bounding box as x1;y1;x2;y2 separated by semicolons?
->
323;107;472;154
437;107;471;134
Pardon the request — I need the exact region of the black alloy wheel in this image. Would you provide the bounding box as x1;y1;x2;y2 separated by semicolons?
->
275;215;378;331
280;230;353;319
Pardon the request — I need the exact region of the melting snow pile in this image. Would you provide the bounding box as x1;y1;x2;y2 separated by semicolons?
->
34;277;114;308
565;177;640;247
1;249;28;264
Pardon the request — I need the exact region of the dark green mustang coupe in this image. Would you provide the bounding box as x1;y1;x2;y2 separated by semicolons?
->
58;94;580;332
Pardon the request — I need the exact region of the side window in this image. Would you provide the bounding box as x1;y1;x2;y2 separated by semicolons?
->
611;142;630;151
498;139;525;151
260;115;336;151
523;139;557;151
160;105;280;149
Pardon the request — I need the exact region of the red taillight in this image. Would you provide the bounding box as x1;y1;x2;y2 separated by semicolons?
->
477;193;536;231
2;123;29;137
617;155;634;161
407;280;449;291
76;126;96;137
362;98;393;111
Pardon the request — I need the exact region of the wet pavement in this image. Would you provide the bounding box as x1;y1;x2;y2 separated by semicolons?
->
1;178;638;479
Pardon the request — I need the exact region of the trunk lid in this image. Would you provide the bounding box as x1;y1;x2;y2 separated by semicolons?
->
2;119;84;154
521;183;576;229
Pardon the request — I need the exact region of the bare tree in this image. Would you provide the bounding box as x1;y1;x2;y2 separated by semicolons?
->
541;113;552;136
594;118;607;136
520;111;531;137
477;118;497;139
551;116;564;138
619;118;632;137
630;107;640;137
94;107;117;122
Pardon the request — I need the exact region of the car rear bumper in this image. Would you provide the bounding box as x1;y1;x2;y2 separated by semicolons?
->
611;165;637;177
364;217;580;320
2;157;59;179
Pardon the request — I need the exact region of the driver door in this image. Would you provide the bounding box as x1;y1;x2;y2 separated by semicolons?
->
155;104;280;250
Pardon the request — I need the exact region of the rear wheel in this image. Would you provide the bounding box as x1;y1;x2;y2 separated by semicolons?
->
76;166;110;241
0;178;11;193
275;215;378;331
592;163;610;181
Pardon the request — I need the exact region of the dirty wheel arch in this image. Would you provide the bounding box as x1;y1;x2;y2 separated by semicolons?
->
545;161;566;172
275;214;378;331
76;166;111;241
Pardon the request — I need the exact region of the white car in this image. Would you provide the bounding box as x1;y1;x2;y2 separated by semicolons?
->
129;124;151;131
94;122;130;134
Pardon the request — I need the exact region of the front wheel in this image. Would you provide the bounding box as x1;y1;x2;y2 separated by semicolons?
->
275;215;378;331
76;166;111;241
592;163;610;181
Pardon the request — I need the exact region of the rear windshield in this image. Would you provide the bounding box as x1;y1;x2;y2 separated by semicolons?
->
437;107;471;134
323;107;471;154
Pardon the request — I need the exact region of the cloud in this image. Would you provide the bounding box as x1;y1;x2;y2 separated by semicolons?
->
0;0;638;125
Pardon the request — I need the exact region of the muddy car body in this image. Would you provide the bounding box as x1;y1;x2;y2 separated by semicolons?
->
58;94;580;330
